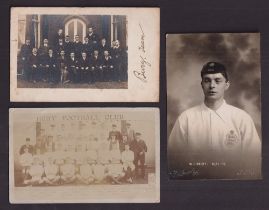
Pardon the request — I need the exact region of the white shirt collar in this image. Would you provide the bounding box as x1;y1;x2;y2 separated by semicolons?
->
201;100;228;122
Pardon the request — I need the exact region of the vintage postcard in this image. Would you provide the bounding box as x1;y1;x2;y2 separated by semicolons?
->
167;33;262;180
9;108;160;203
10;7;160;102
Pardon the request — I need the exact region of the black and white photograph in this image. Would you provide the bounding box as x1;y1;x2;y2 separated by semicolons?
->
9;108;160;203
16;14;128;89
167;33;262;180
10;7;160;102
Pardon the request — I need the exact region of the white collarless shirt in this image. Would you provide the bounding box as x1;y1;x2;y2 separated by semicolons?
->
169;101;261;156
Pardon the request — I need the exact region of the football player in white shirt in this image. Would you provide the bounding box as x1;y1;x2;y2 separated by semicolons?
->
60;156;77;184
19;147;33;183
168;62;261;179
76;157;95;185
107;147;124;184
93;150;109;183
24;157;44;185
43;156;60;185
121;144;135;183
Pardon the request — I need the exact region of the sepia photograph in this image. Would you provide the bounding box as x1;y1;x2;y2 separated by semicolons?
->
16;14;128;89
9;108;160;203
167;33;262;180
10;7;160;102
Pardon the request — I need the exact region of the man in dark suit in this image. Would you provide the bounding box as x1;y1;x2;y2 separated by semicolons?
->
20;39;32;81
63;35;73;58
111;40;124;82
90;50;102;82
87;27;99;50
108;124;122;142
57;50;68;84
67;52;78;83
98;38;110;56
130;132;147;178
55;28;65;46
45;49;57;83
55;39;65;57
28;48;39;83
19;138;34;155
73;35;83;60
38;38;50;82
78;52;90;83
126;122;135;143
82;37;93;58
101;50;114;82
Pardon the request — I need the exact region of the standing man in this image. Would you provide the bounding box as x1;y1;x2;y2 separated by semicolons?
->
111;40;123;81
20;39;32;80
28;48;39;83
108;124;122;141
82;36;93;58
126;122;135;143
63;35;73;58
87;26;99;48
73;35;83;60
168;61;261;178
20;138;34;155
55;39;65;57
55;28;65;46
38;38;50;82
98;38;110;56
130;132;147;178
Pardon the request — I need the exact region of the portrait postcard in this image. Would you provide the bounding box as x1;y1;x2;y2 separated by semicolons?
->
9;108;160;203
167;33;262;180
10;7;160;102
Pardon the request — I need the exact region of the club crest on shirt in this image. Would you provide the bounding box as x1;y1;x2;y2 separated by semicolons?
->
225;130;238;148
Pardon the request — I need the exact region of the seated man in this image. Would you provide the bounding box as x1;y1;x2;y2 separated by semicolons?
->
90;50;102;82
107;148;125;184
43;156;60;185
78;52;90;83
76;157;95;185
60;157;76;184
24;157;44;185
121;144;135;183
101;50;114;82
67;52;78;83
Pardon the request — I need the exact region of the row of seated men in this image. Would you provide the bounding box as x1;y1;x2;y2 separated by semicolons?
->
19;35;127;84
19;132;147;185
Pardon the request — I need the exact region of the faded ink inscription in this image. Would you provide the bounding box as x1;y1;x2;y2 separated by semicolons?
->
133;23;151;83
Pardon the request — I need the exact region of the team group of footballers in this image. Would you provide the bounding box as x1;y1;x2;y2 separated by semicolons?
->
19;124;147;186
19;28;127;84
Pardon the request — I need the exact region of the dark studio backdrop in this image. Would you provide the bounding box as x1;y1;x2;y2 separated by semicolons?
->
1;0;269;210
167;33;261;137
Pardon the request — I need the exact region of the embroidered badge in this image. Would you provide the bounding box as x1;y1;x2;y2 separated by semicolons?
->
225;130;238;148
209;62;215;67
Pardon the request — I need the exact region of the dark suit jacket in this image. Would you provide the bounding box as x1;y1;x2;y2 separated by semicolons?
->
78;57;90;69
90;55;102;68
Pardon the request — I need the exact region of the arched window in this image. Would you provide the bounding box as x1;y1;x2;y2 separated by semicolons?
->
65;18;86;42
